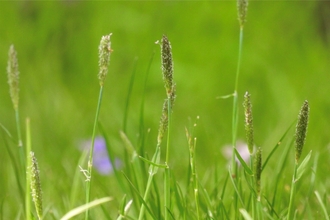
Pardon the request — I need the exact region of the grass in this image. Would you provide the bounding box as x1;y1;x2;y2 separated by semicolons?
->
1;1;330;219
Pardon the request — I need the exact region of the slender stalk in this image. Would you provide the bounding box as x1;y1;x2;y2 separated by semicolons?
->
85;86;104;220
25;118;31;220
164;95;172;220
85;33;112;219
7;44;25;173
231;27;244;173
230;26;244;220
250;155;255;219
186;127;200;220
15;109;25;171
287;162;298;220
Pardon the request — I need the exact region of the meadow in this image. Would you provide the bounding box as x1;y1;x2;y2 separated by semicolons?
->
1;1;330;219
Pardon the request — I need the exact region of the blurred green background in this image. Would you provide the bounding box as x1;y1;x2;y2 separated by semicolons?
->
1;0;330;217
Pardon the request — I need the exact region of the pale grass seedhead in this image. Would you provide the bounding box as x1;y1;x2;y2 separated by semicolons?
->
157;91;176;146
254;147;262;201
243;91;254;154
7;44;20;110
161;35;174;96
30;152;43;220
157;35;176;146
237;0;248;28
98;33;113;86
295;100;309;163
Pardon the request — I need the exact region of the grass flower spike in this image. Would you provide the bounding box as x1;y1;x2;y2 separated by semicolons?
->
157;89;176;146
287;100;310;219
254;147;262;200
7;44;24;171
157;99;169;145
98;33;112;86
85;33;113;219
7;44;20;110
161;35;175;96
30;152;43;220
139;35;176;220
295;100;309;163
237;0;248;28
243;91;254;154
159;35;176;157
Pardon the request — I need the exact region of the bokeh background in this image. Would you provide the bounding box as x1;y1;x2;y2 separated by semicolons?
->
1;1;330;217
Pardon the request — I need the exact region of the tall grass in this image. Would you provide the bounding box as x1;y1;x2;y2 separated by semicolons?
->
85;33;113;219
1;1;328;219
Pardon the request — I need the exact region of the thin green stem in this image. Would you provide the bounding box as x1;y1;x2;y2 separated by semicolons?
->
256;200;262;220
234;27;244;92
287;162;298;220
85;85;104;220
15;109;25;172
16;109;26;216
231;26;244;173
249;154;255;219
190;138;200;220
165;97;172;164
164;96;172;220
230;26;244;220
25;118;31;220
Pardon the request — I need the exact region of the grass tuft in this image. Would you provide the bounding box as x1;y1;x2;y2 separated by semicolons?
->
2;3;326;220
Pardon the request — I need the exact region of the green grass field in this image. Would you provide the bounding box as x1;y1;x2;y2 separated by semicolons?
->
1;1;330;219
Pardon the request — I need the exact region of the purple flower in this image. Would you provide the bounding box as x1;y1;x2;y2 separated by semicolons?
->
222;140;252;165
79;137;121;175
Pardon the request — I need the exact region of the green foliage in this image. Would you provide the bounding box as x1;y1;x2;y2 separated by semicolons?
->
1;1;329;219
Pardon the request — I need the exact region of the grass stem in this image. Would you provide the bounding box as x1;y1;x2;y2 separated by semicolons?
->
85;85;104;220
231;26;244;173
25;118;31;220
164;94;172;220
287;162;298;220
15;109;25;172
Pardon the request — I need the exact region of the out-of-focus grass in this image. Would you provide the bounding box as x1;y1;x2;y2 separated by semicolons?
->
0;1;330;218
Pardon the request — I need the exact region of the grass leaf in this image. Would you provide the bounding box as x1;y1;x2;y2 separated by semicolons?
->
296;150;312;181
262;121;295;171
60;197;112;220
234;148;252;175
139;156;167;168
314;191;330;220
239;208;253;220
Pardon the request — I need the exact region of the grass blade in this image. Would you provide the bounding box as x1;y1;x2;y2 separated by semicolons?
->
314;191;330;220
296;150;312;181
234;148;252;175
262;121;295;171
139;156;167;168
61;197;112;220
239;208;253;220
228;169;245;208
122;172;157;220
1;124;24;205
123;57;138;133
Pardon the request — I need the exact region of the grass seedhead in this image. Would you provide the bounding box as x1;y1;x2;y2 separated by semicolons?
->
295;100;309;164
29;152;43;220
